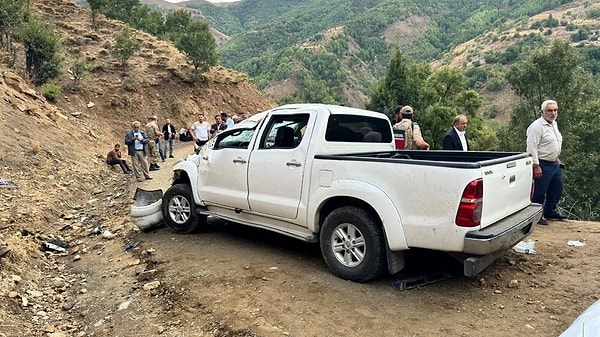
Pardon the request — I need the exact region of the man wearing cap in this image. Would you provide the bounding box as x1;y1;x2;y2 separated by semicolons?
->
393;105;430;150
145;115;161;171
443;114;469;151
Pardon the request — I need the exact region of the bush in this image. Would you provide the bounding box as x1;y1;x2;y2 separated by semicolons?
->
43;83;61;101
20;18;62;85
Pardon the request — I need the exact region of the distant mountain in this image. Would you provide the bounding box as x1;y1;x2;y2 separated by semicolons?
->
143;0;600;108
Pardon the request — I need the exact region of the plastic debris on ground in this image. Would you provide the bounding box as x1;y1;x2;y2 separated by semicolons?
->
0;178;19;189
512;240;537;254
567;240;586;247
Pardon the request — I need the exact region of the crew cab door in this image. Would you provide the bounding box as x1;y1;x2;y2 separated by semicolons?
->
247;113;312;219
197;126;257;210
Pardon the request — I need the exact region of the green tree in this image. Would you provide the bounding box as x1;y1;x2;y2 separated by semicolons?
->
0;0;26;54
103;0;139;25
504;39;594;147
164;9;192;44
132;4;164;36
367;49;431;116
87;0;106;29
20;18;62;85
111;25;141;67
176;19;218;82
419;68;486;149
70;58;92;89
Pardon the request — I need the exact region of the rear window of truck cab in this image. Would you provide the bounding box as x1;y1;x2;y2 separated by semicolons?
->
325;114;392;143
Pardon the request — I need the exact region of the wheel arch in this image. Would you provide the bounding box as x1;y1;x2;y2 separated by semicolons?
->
312;186;409;251
170;160;201;204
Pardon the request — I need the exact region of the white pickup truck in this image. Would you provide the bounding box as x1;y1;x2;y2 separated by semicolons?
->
162;104;542;282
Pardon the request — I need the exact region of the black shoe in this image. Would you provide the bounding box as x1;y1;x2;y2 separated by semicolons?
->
546;213;568;221
169;155;174;158
149;167;159;171
537;217;548;225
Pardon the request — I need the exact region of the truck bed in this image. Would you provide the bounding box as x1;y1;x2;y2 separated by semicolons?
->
316;150;531;168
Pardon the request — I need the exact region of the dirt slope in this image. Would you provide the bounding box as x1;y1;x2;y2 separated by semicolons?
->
1;1;599;337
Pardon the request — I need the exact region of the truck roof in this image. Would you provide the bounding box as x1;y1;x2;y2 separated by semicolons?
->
237;104;389;130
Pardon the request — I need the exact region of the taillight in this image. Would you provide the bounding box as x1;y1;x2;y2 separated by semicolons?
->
456;178;483;227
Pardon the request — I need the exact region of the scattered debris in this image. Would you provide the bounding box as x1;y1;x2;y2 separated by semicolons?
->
513;240;537;254
42;241;67;253
391;272;453;291
125;241;139;252
0;246;11;258
567;240;586;247
0;178;20;189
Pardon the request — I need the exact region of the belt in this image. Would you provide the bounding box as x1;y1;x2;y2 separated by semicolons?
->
539;159;556;164
135;149;144;152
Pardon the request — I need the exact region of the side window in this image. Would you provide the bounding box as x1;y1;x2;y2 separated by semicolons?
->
213;128;256;150
325;114;392;143
259;114;310;149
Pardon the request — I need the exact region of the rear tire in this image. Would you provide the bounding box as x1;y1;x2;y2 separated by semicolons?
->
320;206;386;282
162;184;206;233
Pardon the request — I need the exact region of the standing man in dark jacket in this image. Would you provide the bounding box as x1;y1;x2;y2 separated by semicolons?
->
162;119;176;158
124;121;152;182
443;114;469;151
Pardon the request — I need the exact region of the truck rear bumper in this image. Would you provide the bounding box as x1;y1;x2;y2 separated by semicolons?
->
463;203;542;255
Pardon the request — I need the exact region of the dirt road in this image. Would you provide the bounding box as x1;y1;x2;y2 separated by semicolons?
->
87;142;599;337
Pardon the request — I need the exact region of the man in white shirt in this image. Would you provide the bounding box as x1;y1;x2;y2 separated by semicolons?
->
190;113;212;147
526;99;566;224
443;114;469;151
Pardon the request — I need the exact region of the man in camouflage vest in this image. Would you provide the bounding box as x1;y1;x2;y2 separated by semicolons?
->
393;105;430;150
145;115;161;170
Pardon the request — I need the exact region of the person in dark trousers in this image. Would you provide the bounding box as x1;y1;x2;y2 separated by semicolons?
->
526;99;567;225
106;143;132;174
162;119;176;158
443;114;469;151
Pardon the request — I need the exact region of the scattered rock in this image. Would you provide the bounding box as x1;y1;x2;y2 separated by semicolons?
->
117;299;132;311
143;281;161;291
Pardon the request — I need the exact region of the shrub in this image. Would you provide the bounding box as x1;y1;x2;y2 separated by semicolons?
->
42;83;61;101
20;18;62;85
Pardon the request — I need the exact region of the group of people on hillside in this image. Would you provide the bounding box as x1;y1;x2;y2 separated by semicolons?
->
106;111;243;182
107;116;180;182
394;99;566;225
189;112;247;149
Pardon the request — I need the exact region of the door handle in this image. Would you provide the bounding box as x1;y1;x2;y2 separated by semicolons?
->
286;160;301;167
233;158;247;164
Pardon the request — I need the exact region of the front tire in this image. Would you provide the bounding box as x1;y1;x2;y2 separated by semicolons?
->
162;184;206;233
320;206;387;282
